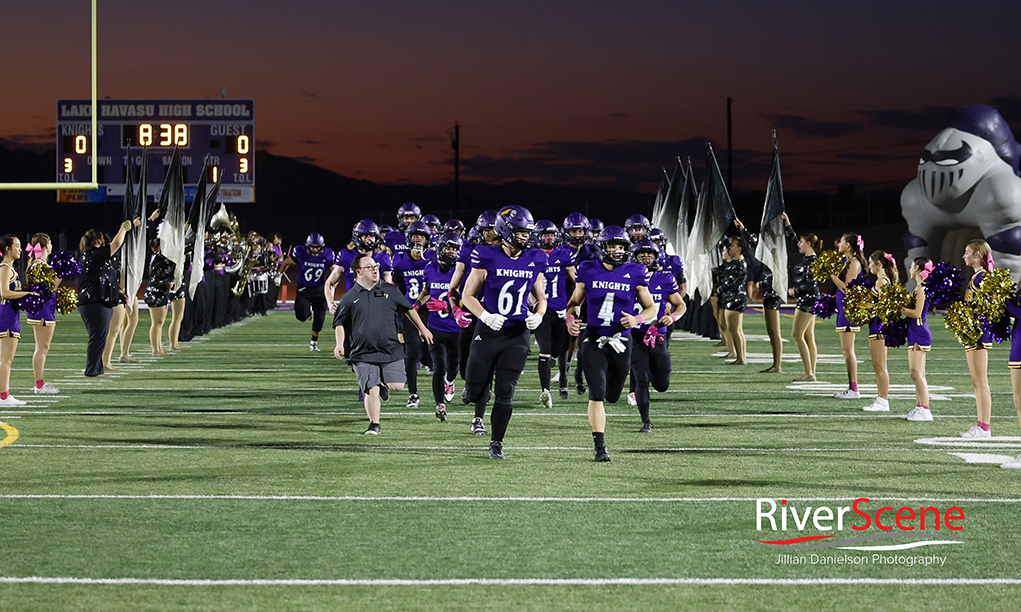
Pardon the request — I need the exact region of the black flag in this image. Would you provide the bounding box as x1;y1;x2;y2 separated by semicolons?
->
684;144;736;304
755;133;788;299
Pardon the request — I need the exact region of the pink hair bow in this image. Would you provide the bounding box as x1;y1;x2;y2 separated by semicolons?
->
856;235;864;252
986;252;994;271
883;253;895;265
919;261;934;282
25;243;43;259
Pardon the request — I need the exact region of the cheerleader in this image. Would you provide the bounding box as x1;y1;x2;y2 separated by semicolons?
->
783;214;821;381
718;236;749;365
144;239;174;356
830;233;867;399
1002;287;1021;467
862;251;897;412
25;234;60;394
902;258;933;422
960;239;995;438
0;235;37;406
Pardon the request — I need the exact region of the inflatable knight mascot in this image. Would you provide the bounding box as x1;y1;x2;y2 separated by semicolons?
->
901;104;1021;279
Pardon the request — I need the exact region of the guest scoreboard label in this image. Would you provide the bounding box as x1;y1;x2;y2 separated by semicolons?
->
56;99;255;203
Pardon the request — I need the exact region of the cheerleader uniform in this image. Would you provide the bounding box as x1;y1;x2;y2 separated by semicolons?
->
0;263;21;339
964;271;993;351
144;252;175;308
1006;299;1021;369
907;302;933;351
26;262;56;327
868;285;884;340
835;265;865;332
718;259;748;312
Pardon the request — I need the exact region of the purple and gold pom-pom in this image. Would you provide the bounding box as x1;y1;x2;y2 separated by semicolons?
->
50;251;83;279
979;315;1011;345
813;294;837;319
847;275;873;290
26;262;57;288
843;283;875;326
810;250;844;283
945;301;981;347
880;318;908;348
925;262;961;308
55;287;79;315
972;268;1015;322
876;283;911;326
33;283;53;302
20;292;45;316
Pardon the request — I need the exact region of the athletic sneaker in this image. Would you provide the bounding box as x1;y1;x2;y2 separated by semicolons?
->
470;417;486;436
576;381;587;395
593;446;611;462
1001;454;1021;469
559;386;569;400
627;392;637;406
862;397;890;412
540;389;552;409
960;425;992;438
435;404;447;422
444;381;455;403
489;440;504;460
834;388;860;399
364;423;381;435
379;384;390;402
638;421;652;434
406;393;420;409
424;365;433;375
33;383;59;394
904;406;933;422
551;372;560;384
0;395;27;406
309;340;320;352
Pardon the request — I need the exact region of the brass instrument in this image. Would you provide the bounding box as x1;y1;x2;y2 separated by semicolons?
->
231;239;255;296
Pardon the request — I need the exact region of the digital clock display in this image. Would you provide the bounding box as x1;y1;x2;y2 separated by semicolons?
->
56;99;255;203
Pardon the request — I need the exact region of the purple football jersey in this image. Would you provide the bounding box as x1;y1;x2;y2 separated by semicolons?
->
392;252;432;302
293;245;335;288
637;270;679;334
424;260;461;334
542;245;574;311
576;260;648;336
470;245;547;321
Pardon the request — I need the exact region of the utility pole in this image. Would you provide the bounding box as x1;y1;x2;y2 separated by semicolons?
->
451;122;460;209
726;97;733;193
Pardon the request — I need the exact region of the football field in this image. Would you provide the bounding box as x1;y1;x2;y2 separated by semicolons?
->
2;308;1020;611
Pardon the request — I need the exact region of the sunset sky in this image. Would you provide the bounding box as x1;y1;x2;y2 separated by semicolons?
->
3;0;1020;194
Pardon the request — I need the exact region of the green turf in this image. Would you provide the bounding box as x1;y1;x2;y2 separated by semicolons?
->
1;308;1020;610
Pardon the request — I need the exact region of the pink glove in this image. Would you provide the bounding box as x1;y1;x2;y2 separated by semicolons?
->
453;307;472;328
643;327;663;348
426;298;449;312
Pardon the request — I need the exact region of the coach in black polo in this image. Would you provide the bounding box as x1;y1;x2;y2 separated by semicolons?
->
330;253;433;434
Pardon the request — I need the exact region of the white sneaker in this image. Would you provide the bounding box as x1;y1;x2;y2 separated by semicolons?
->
862;397;889;412
904;406;933;422
406;393;420;409
627;392;637;406
309;340;320;352
551;372;560;384
1001;454;1021;469
960;425;992;438
33;382;59;394
539;389;552;409
834;388;860;399
0;395;27;406
444;381;455;403
470;417;486;436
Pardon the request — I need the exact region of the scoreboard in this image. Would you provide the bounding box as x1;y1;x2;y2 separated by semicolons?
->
56;99;255;203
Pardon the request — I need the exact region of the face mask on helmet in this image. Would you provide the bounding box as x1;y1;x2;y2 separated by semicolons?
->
355;233;379;251
917;128;1002;206
602;241;629;265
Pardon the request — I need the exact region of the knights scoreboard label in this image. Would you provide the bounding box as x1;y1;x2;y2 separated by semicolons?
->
56;99;255;203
